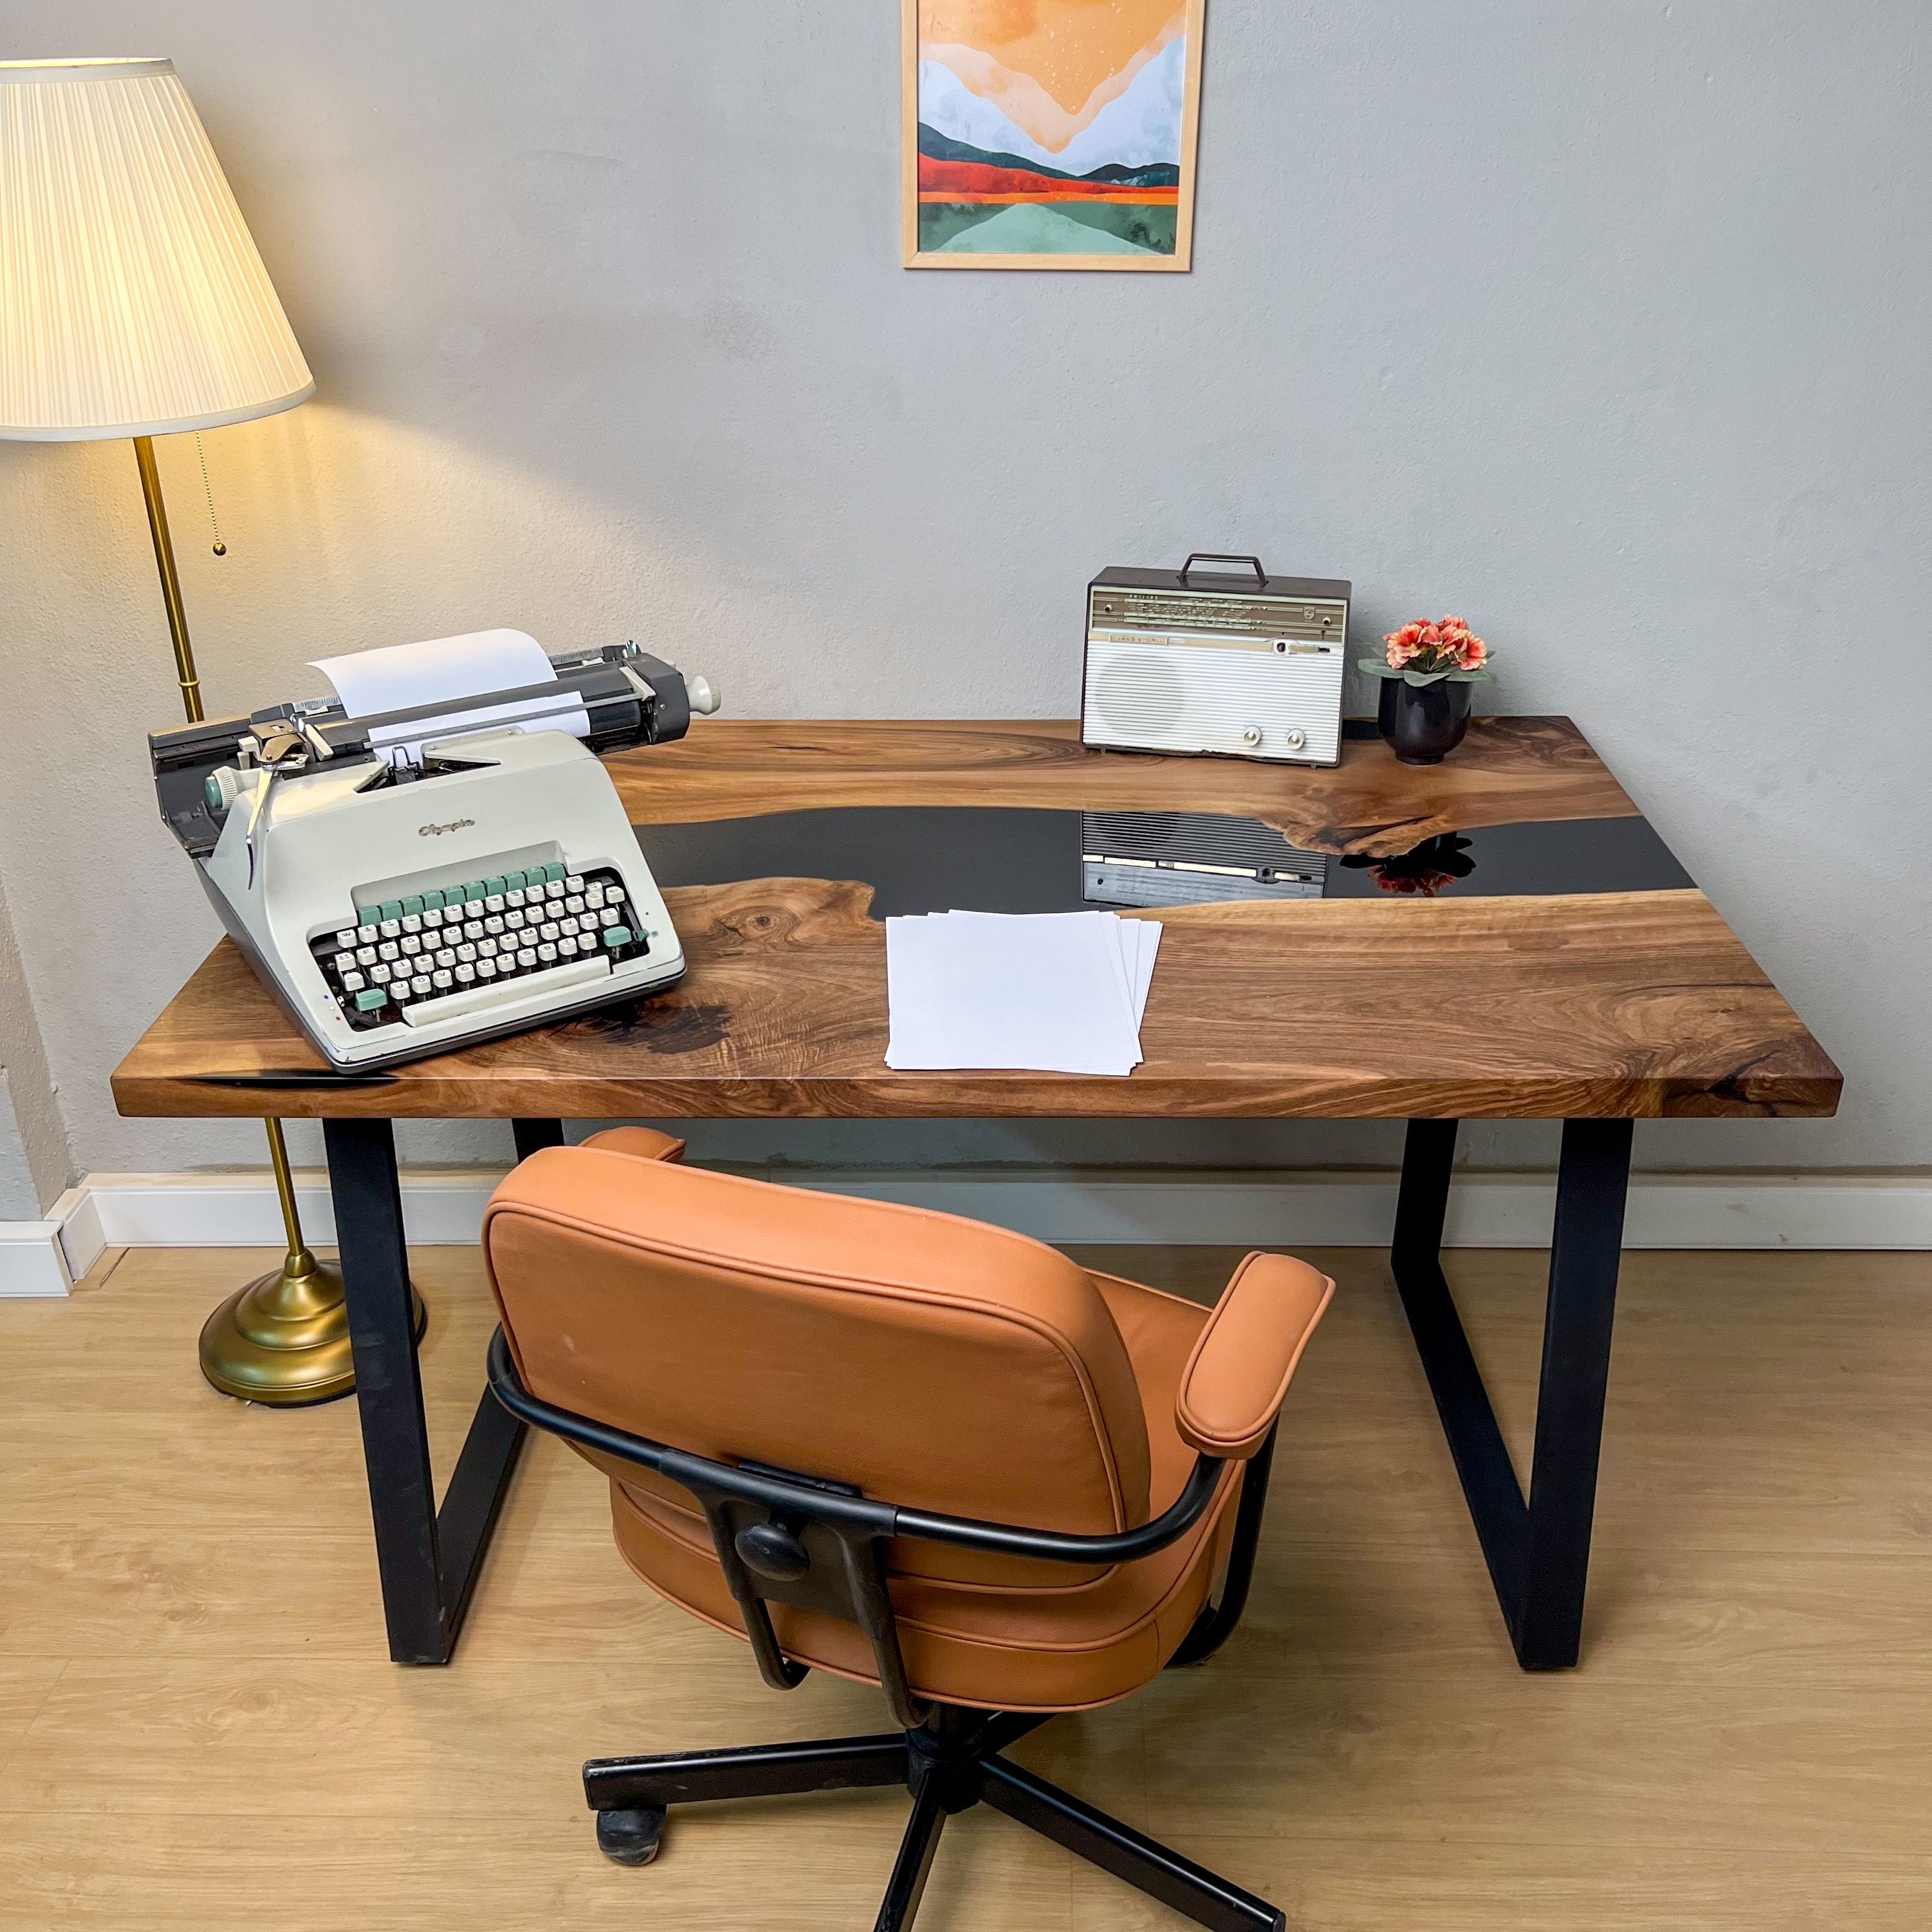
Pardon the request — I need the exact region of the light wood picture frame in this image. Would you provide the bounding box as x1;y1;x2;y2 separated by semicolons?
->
902;0;1205;272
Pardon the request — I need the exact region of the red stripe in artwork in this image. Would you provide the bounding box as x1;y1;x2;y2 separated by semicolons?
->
917;156;1168;199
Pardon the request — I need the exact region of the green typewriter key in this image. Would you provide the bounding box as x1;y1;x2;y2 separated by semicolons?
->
355;988;389;1012
542;862;566;884
601;926;633;949
464;882;487;903
401;896;425;917
503;870;528;893
358;907;381;928
422;889;445;912
484;876;507;897
379;900;404;923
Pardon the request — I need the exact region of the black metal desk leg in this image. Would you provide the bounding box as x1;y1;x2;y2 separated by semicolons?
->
512;1119;566;1160
1391;1116;1634;1670
1517;1117;1634;1667
323;1117;529;1665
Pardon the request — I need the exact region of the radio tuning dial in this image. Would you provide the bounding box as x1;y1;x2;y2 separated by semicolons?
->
1241;726;1262;747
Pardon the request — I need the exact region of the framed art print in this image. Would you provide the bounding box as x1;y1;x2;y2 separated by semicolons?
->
903;1;1206;271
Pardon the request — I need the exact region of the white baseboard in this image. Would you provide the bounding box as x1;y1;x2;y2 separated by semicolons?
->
0;1217;76;1297
6;1165;1917;1289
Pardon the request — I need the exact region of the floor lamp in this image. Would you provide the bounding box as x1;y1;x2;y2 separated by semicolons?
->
0;57;408;1403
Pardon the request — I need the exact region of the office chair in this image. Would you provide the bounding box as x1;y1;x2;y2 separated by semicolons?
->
483;1128;1334;1932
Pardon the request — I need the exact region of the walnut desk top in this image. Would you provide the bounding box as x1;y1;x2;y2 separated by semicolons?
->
112;718;1841;1124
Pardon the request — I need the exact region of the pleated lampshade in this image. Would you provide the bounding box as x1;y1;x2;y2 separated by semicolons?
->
0;57;313;440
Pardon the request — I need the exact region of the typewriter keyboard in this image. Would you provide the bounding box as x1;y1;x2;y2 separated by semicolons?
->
312;862;650;1032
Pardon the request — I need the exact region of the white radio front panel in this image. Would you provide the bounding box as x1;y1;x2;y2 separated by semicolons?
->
1082;624;1347;766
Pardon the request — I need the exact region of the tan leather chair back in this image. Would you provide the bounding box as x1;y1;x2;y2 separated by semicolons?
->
484;1148;1156;1577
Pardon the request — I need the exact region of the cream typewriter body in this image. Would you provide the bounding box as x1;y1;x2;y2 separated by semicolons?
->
150;643;717;1072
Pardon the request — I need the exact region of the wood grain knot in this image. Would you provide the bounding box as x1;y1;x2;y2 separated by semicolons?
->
565;999;730;1055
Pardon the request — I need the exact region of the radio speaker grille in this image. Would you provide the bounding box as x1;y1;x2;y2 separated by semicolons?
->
1092;652;1184;737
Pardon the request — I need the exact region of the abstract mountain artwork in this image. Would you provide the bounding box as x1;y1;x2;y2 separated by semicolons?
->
902;0;1205;270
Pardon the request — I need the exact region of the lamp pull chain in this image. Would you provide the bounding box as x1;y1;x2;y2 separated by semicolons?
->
194;433;226;555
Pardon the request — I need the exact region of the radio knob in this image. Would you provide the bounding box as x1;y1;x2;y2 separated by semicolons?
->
1241;726;1262;747
1286;729;1307;751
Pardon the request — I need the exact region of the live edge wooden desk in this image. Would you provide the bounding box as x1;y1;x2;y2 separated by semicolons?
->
112;717;1839;1673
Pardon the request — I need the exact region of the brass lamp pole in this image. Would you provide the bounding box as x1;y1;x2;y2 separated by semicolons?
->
134;436;422;1402
0;57;417;1403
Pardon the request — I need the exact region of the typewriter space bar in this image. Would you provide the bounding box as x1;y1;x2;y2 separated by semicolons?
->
402;956;610;1028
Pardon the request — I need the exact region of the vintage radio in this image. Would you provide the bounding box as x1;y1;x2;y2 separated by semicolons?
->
1082;555;1351;767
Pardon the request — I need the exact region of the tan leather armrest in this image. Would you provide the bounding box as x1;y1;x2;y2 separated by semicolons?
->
577;1126;687;1164
1175;1252;1335;1459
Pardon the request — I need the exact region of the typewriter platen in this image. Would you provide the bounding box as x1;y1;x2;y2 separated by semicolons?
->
150;640;719;1072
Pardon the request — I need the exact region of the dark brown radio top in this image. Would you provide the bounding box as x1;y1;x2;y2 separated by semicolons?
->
111;717;1841;1123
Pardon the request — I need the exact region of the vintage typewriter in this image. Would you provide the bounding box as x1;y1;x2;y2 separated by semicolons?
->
149;641;719;1072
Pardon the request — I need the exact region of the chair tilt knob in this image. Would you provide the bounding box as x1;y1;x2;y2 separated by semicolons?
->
735;1520;812;1582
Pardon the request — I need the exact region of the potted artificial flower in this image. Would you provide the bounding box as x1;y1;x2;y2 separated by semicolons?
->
1360;616;1494;764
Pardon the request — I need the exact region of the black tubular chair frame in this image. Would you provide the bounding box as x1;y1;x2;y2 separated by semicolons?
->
485;1326;1290;1932
485;1326;1274;1722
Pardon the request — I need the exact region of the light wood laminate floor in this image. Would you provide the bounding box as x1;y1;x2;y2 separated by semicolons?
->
1;1241;1927;1929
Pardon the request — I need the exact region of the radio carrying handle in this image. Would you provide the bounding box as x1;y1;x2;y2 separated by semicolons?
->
1179;553;1267;586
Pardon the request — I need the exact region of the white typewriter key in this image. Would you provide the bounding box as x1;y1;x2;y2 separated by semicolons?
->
413;976;433;997
463;921;484;942
564;894;585;914
544;880;567;900
559;935;579;956
401;914;422;933
433;970;453;990
341;970;365;992
484;894;505;913
431;947;453;968
538;921;559;942
537;942;558;963
335;928;357;948
502;889;523;909
379;919;401;939
605;887;625;907
401;935;420;956
484;916;504;935
518;947;537;969
371;963;391;983
585;887;605;908
391;979;412;1000
455;963;475;984
378;940;399;961
456;943;477;962
478;958;498;977
355;944;376;965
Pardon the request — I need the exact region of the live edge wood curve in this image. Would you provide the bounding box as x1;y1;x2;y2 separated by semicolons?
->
604;716;1637;859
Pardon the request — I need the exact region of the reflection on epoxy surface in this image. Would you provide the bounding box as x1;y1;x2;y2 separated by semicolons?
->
633;806;1694;918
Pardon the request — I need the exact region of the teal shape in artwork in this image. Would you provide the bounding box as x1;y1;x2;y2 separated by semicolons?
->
933;203;1154;255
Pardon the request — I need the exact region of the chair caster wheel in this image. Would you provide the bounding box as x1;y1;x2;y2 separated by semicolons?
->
596;1805;666;1866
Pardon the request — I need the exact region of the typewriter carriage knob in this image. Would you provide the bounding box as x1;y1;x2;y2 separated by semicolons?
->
204;765;243;816
686;673;722;716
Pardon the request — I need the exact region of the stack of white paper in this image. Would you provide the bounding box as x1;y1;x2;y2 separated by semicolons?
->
884;910;1161;1077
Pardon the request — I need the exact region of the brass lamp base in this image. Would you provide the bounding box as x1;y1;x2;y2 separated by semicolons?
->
197;1245;425;1406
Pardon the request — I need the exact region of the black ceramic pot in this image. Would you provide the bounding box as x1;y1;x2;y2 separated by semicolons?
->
1377;676;1474;764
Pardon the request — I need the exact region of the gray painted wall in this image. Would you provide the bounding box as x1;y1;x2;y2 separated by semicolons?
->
0;1;1925;1198
0;866;69;1212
